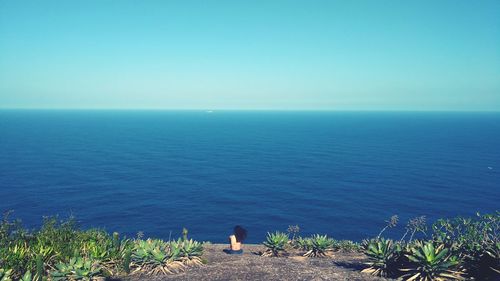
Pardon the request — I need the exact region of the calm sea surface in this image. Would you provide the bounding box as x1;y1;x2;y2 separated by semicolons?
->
0;110;499;243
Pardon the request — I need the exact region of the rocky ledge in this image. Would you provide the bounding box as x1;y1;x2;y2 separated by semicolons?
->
122;244;389;281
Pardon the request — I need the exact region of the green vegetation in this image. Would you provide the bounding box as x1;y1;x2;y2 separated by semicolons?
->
362;239;465;280
264;213;499;280
359;212;499;280
51;257;100;280
171;238;204;265
302;234;335;257
0;269;12;281
292;236;312;251
285;224;362;256
0;211;204;280
361;238;401;277
261;232;289;257
130;238;185;275
2;210;498;281
377;215;399;239
333;240;362;252
401;242;464;280
263;228;363;259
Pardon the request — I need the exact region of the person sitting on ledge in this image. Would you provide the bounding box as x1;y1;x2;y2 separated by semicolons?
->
223;225;247;255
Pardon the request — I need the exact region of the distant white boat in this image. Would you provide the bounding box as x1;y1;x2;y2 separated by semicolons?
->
206;110;213;113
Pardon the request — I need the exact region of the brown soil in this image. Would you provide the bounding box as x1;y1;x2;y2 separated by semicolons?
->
121;244;391;281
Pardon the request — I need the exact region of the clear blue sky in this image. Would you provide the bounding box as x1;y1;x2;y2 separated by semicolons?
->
0;0;499;110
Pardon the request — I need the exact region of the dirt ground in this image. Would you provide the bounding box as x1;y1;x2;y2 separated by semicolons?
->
121;244;390;281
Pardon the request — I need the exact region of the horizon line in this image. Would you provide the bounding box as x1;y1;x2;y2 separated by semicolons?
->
1;107;499;113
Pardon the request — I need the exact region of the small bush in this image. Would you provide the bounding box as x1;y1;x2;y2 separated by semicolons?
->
359;212;500;280
335;240;362;253
292;236;312;250
0;212;204;279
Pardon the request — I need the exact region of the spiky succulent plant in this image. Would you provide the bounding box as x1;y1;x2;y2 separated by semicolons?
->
50;257;100;281
303;234;335;257
361;238;401;277
0;269;13;281
336;240;362;252
170;238;204;266
484;242;500;274
401;242;465;281
262;232;289;257
293;236;312;250
118;237;205;276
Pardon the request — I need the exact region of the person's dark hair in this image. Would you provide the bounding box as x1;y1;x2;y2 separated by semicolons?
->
233;225;247;242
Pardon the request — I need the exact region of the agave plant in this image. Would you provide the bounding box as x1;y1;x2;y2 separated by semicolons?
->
1;242;31;279
292;236;312;250
361;238;400;277
475;241;500;280
112;232;121;252
377;215;399;239
431;212;500;279
170;239;204;266
0;213;210;279
29;242;55;276
19;271;33;281
34;253;46;281
122;249;132;274
336;240;362;253
0;269;12;281
484;242;500;273
303;235;335;257
262;232;289;257
287;225;300;241
131;239;184;275
82;240;108;260
131;239;169;274
50;257;101;281
109;238;133;275
401;242;465;281
79;233;126;274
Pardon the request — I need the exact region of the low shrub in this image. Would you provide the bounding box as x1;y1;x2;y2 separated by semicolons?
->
291;236;311;250
0;211;204;279
334;240;363;253
360;212;500;280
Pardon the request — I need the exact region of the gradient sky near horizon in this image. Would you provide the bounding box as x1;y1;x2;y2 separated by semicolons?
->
0;0;499;110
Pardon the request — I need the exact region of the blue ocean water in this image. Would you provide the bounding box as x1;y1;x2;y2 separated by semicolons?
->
0;110;499;243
